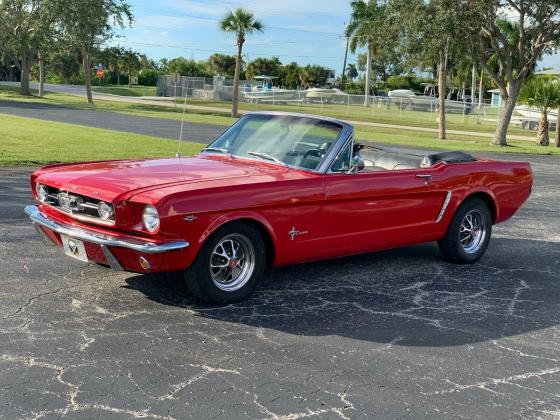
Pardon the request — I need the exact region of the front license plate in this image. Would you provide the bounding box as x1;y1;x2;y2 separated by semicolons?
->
61;235;89;262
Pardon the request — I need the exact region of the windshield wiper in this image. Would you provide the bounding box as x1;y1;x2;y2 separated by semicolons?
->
247;151;287;167
202;147;232;156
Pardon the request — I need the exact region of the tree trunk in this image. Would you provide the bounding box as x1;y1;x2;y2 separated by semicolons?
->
341;35;350;91
82;48;93;104
471;62;476;106
478;68;484;109
64;76;69;85
363;42;372;107
20;52;32;96
537;111;550;146
231;44;242;117
38;56;45;98
128;69;131;87
438;49;447;140
555;106;560;147
492;81;521;146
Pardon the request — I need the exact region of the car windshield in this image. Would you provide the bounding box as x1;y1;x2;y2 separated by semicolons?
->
202;114;343;171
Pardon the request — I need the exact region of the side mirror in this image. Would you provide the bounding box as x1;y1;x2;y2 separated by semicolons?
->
347;157;365;174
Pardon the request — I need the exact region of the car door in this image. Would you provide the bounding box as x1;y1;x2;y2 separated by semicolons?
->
318;141;449;258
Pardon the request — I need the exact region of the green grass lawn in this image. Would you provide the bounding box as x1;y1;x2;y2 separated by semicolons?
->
0;114;203;166
175;97;533;137
92;85;157;97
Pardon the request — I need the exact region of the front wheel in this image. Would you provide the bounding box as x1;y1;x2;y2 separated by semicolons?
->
184;222;265;304
438;197;492;263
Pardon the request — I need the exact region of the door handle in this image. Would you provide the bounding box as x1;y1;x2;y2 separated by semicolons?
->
415;174;432;184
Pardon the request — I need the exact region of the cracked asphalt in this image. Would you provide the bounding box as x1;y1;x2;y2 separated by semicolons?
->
1;151;559;419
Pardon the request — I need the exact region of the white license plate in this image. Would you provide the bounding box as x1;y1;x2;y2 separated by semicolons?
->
61;235;89;262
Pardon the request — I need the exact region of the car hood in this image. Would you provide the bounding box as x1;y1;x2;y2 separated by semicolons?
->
34;155;284;202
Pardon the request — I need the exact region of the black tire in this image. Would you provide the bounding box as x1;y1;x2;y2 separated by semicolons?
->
184;222;265;304
438;197;492;264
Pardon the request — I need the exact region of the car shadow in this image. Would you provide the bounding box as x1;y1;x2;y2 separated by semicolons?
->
124;237;559;347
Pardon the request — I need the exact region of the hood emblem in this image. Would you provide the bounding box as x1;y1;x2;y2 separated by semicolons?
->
289;226;308;241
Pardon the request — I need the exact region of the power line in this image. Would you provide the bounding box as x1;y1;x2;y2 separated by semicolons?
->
132;24;340;47
130;7;345;37
107;40;345;61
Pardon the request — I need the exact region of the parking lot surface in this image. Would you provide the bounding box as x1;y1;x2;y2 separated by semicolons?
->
1;153;559;419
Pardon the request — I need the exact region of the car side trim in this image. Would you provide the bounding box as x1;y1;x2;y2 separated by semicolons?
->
24;205;189;254
435;192;452;223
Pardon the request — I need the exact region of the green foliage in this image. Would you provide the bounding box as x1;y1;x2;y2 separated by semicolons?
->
167;57;210;77
280;62;300;89
206;53;238;76
245;57;282;80
518;78;560;112
138;69;161;86
220;8;264;46
299;64;329;88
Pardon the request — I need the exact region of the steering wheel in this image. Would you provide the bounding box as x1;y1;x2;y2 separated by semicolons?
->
303;149;325;159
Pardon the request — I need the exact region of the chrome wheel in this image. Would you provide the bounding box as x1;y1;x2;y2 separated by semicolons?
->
209;234;255;292
459;210;487;254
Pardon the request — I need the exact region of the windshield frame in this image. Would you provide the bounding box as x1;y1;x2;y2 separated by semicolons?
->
200;112;354;174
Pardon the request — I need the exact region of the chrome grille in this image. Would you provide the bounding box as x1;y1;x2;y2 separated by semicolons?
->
40;185;114;224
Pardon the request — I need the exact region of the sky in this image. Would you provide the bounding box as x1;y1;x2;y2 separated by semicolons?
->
111;0;560;76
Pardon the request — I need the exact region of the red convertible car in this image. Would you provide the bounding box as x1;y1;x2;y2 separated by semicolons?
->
26;112;532;303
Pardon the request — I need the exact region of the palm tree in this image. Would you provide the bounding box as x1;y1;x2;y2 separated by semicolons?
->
518;78;560;146
346;0;382;106
220;8;263;117
346;64;359;81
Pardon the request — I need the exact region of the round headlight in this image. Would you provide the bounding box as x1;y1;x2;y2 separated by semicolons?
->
36;184;48;203
142;205;160;233
98;202;114;220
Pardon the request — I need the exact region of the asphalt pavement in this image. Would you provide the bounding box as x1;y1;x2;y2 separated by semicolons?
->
1;148;560;418
0;99;225;144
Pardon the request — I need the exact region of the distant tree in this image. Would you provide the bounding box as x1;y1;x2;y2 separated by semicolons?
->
49;49;80;84
346;0;385;106
518;78;560;146
0;0;59;96
220;8;263;117
390;0;471;139
280;61;300;89
299;64;328;88
469;1;560;146
245;56;282;80
167;57;210;77
346;63;358;81
121;49;141;86
207;53;238;76
58;0;132;103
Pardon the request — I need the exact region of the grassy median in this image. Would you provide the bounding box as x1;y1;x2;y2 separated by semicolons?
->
0;114;203;166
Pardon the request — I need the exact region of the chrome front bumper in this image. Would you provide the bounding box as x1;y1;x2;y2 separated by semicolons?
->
25;205;189;256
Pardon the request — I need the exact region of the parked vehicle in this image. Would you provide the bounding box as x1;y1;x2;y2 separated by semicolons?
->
242;76;296;104
26;112;532;304
304;88;348;104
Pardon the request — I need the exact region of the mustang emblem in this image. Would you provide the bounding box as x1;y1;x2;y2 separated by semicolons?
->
289;226;308;241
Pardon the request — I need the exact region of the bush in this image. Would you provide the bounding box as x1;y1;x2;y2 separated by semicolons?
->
386;75;413;90
139;69;161;86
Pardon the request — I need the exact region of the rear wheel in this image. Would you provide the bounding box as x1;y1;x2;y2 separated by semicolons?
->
438;197;492;263
184;222;265;304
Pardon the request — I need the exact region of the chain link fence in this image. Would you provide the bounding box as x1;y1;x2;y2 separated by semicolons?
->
156;74;509;129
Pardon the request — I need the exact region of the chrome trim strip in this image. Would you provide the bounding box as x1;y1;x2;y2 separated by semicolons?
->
25;205;189;254
435;192;452;223
101;245;124;271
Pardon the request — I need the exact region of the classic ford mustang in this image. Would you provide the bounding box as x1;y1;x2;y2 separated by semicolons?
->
26;112;532;303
